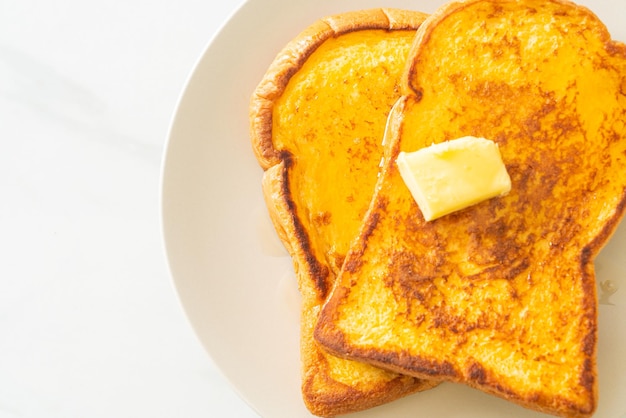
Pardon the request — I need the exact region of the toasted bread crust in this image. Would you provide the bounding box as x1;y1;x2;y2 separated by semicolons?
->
250;8;429;169
251;9;436;417
315;1;626;417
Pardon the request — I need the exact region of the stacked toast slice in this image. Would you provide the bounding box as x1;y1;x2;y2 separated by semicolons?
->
314;1;626;417
251;0;626;416
249;8;437;417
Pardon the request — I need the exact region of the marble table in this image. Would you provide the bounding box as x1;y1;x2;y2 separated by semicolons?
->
1;0;257;416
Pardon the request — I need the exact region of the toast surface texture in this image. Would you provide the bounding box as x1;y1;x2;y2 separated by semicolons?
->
315;1;626;417
250;9;436;417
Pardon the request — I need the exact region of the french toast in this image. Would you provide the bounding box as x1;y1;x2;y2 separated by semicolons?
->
314;1;626;417
249;8;437;417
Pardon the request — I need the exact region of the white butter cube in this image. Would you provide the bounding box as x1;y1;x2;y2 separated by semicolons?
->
396;136;511;221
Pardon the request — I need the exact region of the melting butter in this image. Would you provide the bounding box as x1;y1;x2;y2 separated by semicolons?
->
396;136;511;221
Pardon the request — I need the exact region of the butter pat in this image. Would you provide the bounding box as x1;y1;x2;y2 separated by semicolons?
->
396;136;511;221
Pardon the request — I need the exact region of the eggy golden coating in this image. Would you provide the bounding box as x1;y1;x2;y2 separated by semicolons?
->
315;1;626;417
250;8;436;417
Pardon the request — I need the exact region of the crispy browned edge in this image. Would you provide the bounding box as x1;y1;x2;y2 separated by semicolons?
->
250;8;437;417
314;1;626;417
263;163;438;417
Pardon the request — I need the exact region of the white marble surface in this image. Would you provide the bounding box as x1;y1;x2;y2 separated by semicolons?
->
0;0;257;416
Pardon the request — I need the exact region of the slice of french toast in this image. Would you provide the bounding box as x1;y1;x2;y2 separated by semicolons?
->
249;8;437;417
315;1;626;417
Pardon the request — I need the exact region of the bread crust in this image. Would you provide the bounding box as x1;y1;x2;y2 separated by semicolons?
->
250;8;428;170
315;1;626;417
250;8;436;417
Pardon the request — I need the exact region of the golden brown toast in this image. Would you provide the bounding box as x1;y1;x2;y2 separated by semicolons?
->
249;8;436;417
315;1;626;417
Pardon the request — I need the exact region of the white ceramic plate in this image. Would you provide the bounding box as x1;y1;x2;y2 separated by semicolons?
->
161;1;626;417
